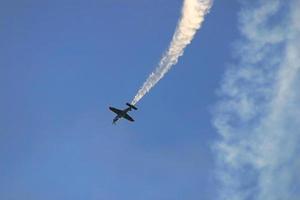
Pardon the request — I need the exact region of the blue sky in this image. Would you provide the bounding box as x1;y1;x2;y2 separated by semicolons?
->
1;0;299;200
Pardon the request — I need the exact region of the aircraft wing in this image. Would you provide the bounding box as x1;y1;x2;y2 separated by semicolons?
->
109;107;123;115
123;113;134;122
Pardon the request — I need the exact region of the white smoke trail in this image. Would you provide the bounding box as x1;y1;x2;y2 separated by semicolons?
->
131;0;212;105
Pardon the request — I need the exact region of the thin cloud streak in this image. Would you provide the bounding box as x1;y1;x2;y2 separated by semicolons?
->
213;0;300;200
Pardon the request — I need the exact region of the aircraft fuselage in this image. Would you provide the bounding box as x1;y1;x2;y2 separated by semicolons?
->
113;108;130;123
109;103;137;124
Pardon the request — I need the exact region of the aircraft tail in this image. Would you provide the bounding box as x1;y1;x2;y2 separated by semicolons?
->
126;103;138;110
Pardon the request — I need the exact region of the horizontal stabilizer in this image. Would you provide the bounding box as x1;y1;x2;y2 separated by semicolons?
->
126;103;138;110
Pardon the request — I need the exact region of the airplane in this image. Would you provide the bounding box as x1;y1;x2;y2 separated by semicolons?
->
109;103;138;124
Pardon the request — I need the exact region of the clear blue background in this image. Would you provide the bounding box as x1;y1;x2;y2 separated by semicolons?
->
0;0;239;199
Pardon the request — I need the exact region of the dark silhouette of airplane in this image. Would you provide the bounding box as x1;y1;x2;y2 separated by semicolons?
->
109;103;138;124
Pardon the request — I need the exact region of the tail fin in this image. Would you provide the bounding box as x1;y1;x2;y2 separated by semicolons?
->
126;103;138;110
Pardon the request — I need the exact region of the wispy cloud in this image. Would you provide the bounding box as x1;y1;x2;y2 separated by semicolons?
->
213;0;300;199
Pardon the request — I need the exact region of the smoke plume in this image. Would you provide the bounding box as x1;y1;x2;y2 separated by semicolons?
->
131;0;212;105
